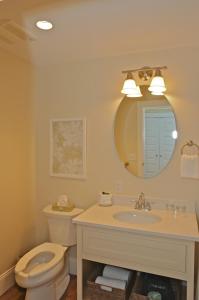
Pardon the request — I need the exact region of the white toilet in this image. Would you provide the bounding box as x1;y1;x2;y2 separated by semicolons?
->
15;205;83;300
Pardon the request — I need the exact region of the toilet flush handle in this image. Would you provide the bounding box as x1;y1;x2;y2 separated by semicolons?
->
62;246;68;253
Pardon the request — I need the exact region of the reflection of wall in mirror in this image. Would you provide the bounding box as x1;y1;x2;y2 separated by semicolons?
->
114;98;129;163
115;98;139;175
124;102;138;174
115;98;138;174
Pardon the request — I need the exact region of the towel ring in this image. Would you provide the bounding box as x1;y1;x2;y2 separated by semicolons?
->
181;140;199;155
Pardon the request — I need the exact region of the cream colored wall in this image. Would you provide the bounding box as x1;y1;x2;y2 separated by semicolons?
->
33;46;199;243
0;50;35;274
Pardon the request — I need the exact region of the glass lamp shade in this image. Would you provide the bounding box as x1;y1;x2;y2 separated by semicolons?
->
148;70;166;95
127;86;143;98
151;90;164;96
121;78;137;95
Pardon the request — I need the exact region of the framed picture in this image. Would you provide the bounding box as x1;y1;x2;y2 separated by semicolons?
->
50;118;86;179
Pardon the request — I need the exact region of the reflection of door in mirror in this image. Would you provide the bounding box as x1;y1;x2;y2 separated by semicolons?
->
138;105;176;177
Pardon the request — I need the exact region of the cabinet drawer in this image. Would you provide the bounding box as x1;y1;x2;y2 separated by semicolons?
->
82;227;187;275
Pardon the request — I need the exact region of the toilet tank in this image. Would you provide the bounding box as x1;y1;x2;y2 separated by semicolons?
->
43;205;84;246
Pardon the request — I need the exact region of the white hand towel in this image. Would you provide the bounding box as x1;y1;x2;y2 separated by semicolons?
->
181;154;199;179
95;276;126;290
103;265;131;282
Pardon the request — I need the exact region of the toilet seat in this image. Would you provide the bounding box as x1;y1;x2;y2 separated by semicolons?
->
15;243;67;288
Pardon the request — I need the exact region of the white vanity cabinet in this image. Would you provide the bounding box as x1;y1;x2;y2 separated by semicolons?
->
73;204;199;300
76;225;195;300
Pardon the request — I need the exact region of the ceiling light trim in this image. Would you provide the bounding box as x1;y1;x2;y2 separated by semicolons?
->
36;20;53;31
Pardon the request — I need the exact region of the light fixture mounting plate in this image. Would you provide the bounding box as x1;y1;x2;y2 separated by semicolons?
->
138;68;153;81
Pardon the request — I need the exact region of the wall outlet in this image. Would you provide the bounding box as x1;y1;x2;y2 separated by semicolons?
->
115;180;123;193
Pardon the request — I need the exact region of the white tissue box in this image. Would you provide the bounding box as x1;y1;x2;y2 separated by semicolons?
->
98;192;112;206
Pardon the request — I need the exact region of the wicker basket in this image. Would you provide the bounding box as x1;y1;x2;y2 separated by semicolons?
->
86;265;136;300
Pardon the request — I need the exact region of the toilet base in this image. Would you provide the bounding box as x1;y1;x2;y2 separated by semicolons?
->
25;270;70;300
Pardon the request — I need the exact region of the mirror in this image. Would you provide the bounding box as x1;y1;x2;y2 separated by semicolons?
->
114;85;177;178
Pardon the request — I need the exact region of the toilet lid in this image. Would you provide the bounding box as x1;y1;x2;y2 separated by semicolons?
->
15;243;67;278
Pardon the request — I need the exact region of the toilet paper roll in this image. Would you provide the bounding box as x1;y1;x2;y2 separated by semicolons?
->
103;265;131;282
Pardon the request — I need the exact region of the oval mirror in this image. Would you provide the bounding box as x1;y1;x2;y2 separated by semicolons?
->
114;85;177;178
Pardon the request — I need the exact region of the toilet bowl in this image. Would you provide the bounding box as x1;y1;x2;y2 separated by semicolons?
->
15;242;69;300
15;243;67;288
15;205;83;300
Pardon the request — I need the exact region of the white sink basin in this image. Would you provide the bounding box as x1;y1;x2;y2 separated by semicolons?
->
113;211;161;224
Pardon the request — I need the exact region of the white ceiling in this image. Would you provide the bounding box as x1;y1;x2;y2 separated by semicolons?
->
0;0;198;65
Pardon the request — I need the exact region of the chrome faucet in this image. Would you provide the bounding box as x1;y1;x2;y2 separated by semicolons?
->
134;192;151;211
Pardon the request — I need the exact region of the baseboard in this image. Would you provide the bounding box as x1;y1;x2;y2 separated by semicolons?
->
0;266;15;296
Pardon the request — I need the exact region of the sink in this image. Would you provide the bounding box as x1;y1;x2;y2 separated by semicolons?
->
113;211;161;224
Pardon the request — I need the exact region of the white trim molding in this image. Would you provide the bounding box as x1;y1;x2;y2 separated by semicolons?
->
0;266;15;296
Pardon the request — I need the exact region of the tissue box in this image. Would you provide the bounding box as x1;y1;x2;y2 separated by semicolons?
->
98;192;112;206
86;265;136;300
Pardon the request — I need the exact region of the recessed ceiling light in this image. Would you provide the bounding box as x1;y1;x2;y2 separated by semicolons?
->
36;20;53;31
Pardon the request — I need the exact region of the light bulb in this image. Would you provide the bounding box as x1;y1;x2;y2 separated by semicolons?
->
172;130;178;140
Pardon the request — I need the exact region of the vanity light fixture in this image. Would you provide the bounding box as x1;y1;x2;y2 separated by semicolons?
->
121;66;167;97
36;20;53;31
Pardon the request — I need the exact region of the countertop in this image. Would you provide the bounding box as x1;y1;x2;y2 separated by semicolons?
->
73;204;199;241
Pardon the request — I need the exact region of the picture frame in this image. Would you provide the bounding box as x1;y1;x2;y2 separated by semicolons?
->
50;118;86;179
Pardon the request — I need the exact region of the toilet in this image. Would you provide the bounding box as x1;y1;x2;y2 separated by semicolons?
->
15;205;83;300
